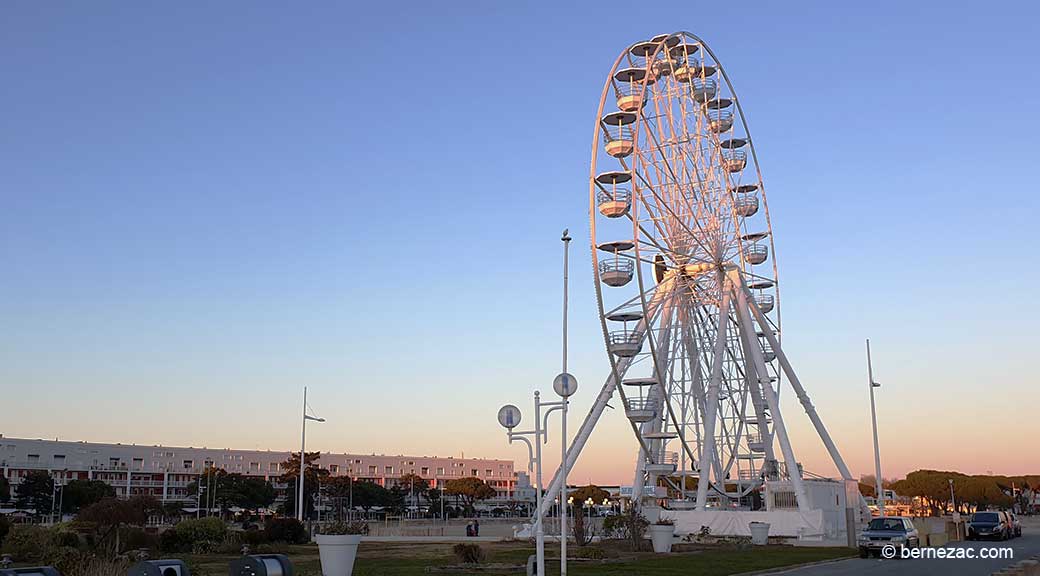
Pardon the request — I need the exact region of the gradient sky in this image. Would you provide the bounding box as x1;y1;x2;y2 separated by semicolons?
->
2;1;1038;485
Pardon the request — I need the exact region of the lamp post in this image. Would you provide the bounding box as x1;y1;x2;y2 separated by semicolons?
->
949;478;956;515
866;339;884;517
498;402;545;576
298;386;326;522
556;228;575;576
498;230;578;576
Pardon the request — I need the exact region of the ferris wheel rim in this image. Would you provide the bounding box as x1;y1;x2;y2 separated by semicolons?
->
590;31;784;492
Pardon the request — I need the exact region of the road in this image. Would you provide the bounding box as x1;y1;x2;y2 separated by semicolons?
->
781;518;1040;576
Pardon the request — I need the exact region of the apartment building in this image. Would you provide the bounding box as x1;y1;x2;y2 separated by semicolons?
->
0;436;516;505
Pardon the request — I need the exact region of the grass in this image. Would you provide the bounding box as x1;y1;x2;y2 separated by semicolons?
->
180;541;856;576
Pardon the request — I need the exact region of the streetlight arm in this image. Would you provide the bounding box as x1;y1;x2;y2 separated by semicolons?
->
541;404;564;443
507;433;536;471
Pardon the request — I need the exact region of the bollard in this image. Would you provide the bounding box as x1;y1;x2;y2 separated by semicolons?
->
0;569;62;576
128;559;192;576
229;554;294;576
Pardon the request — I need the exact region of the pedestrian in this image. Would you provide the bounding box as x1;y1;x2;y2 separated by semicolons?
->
474;519;480;537
466;521;474;537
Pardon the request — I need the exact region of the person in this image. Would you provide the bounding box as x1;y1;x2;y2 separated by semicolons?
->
473;519;480;537
465;521;474;537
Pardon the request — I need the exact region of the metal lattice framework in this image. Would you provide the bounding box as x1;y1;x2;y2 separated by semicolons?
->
537;32;860;516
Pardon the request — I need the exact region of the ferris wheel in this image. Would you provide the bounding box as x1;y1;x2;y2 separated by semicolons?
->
538;32;860;514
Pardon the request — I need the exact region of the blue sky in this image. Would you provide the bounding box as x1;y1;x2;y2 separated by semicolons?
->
2;1;1037;483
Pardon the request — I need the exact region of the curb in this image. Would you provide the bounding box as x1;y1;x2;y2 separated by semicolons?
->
731;554;858;576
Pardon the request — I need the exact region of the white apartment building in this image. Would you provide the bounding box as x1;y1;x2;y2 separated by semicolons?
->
0;436;516;505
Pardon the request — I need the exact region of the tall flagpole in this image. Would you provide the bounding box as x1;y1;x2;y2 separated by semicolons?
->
560;229;571;576
298;386;308;522
867;340;884;516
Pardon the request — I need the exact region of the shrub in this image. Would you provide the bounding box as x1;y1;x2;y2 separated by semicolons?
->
452;543;485;564
264;517;308;544
118;526;156;551
173;516;227;546
239;528;269;547
2;524;53;562
571;546;606;559
0;516;10;547
317;521;368;535
158;528;185;553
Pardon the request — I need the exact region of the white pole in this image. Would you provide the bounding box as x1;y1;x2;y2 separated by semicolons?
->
534;392;545;576
867;340;884;517
560;229;570;576
695;286;731;511
298;386;307;522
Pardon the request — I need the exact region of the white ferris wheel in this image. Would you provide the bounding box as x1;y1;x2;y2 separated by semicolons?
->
537;32;861;515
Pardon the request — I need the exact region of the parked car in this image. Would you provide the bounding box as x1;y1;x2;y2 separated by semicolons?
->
967;511;1010;540
1008;512;1022;538
858;517;920;558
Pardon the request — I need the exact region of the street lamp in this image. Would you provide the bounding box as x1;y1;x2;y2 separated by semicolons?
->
298;386;326;522
498;230;578;576
497;403;545;576
555;228;576;576
866;339;884;517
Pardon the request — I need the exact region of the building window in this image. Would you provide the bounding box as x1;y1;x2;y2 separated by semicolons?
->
250;462;260;472
329;464;339;474
384;466;393;475
183;460;194;470
269;462;280;472
471;469;478;477
421;467;429;476
369;465;377;475
437;467;444;475
27;454;40;463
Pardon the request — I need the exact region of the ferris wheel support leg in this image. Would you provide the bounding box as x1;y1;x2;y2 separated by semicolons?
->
632;301;676;504
695;285;732;511
744;293;869;514
735;317;777;464
729;277;811;514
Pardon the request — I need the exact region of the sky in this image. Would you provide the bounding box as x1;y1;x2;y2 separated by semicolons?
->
1;1;1038;485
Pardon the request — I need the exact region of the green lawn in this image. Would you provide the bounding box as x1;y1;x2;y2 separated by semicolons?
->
183;541;855;576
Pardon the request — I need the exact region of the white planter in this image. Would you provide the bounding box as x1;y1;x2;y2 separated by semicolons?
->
316;533;362;576
649;523;675;553
749;521;770;545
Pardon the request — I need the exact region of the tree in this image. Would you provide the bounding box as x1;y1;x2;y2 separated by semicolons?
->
62;479;116;513
279;451;329;519
351;481;391;512
15;470;54;515
188;471;275;516
569;485;610;546
323;476;356;520
444;477;496;514
78;496;156;553
234;476;276;512
0;476;10;502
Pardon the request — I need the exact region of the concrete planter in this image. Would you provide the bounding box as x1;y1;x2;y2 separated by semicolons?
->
649;523;675;553
316;533;362;576
749;521;770;545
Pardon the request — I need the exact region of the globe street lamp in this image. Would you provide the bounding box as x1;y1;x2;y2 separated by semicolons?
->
498;402;545;576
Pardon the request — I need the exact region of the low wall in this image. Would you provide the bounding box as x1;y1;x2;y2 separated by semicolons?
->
659;509;825;538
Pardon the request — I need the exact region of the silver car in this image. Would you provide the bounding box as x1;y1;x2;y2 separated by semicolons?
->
858;516;921;558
